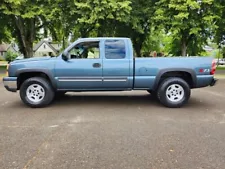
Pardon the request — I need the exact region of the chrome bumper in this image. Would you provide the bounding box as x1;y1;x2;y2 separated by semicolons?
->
3;77;17;92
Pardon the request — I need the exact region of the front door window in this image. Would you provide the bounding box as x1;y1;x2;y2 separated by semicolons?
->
69;42;100;59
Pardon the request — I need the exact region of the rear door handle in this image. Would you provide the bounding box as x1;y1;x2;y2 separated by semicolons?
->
93;63;101;68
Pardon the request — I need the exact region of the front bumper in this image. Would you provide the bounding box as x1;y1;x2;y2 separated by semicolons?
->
210;78;218;86
2;77;17;92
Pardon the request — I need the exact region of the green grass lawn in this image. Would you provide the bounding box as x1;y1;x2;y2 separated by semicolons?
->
216;66;225;70
0;65;7;70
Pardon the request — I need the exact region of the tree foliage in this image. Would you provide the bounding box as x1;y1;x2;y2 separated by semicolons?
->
0;0;225;57
214;0;225;45
0;0;57;57
5;51;18;62
155;0;217;56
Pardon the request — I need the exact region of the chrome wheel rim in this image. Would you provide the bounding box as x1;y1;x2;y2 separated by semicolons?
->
166;84;184;102
26;84;45;103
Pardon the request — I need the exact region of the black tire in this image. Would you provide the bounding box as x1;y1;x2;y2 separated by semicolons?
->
157;77;191;108
20;77;55;108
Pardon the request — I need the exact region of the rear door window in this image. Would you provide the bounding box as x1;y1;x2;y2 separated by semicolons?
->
105;40;126;59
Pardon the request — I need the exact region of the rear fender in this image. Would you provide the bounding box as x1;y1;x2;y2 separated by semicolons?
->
153;68;197;90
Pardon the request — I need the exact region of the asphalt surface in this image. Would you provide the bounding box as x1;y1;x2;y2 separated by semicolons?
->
0;81;225;169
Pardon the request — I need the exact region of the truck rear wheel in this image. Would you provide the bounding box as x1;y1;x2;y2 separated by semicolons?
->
20;77;55;108
157;77;190;108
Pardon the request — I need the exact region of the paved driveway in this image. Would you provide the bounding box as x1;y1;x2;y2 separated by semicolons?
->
0;81;225;169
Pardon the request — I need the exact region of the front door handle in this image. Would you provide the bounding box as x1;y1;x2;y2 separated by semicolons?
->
93;63;101;68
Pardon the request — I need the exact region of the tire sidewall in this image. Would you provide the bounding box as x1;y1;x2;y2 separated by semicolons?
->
157;78;190;108
20;78;54;108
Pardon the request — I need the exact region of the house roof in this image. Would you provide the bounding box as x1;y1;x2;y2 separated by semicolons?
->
0;44;10;52
51;44;62;51
0;43;20;52
33;40;58;53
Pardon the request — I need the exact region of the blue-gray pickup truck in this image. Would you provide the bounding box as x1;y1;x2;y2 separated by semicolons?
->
3;37;217;108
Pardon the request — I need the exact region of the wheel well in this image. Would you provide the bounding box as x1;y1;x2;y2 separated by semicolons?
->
159;71;194;88
17;72;51;89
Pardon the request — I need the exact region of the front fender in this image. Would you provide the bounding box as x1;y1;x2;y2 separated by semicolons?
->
15;68;57;89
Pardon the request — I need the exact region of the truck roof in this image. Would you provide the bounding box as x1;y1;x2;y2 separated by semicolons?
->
78;37;130;41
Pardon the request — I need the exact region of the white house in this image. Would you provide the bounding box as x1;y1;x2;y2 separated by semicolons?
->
33;40;60;57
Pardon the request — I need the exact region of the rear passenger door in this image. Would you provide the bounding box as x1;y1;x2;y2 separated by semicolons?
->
102;39;132;89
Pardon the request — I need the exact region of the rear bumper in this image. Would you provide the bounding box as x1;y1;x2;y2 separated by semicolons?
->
210;78;218;86
195;75;218;88
2;77;17;92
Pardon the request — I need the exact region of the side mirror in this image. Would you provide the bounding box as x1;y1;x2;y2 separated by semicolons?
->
62;51;69;61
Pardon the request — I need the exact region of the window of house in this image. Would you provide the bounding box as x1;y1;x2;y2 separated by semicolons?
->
44;44;46;49
69;41;100;59
105;40;126;59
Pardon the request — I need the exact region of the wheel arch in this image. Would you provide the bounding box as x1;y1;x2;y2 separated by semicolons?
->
16;69;57;90
153;68;197;90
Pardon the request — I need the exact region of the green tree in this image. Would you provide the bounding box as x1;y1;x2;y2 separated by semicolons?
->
214;0;225;45
73;0;131;38
1;0;56;58
116;0;159;57
43;0;131;49
155;0;216;56
0;12;12;43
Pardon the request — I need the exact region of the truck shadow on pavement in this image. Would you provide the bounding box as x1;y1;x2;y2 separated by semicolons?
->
49;93;211;109
53;94;158;105
9;93;212;109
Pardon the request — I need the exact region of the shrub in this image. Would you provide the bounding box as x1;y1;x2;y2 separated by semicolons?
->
5;51;18;62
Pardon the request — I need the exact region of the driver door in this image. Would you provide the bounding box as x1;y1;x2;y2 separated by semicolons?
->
55;41;103;90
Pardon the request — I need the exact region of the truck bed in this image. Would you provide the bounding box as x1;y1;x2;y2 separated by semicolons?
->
133;57;214;89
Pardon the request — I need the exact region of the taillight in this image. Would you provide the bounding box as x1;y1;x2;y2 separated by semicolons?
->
210;59;216;75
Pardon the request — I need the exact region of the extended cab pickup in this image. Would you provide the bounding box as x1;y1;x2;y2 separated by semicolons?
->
3;37;217;108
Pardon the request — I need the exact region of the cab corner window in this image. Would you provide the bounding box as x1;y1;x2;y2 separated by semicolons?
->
105;40;126;59
69;41;100;59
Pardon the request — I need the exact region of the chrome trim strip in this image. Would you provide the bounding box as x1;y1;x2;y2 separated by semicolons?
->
58;77;101;79
59;79;102;82
103;79;127;82
57;77;128;82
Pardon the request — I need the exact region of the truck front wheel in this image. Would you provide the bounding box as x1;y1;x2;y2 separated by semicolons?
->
157;77;190;108
20;77;55;108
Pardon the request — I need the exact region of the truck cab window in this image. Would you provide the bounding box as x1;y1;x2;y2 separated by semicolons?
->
105;40;126;59
69;41;100;59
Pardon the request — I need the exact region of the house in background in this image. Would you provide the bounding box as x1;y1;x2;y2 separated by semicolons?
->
51;43;63;53
33;40;62;57
0;40;63;59
0;43;20;59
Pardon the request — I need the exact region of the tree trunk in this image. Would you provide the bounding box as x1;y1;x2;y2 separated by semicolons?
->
62;35;66;50
181;40;187;56
24;41;33;57
134;44;142;57
14;16;35;58
132;34;145;57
